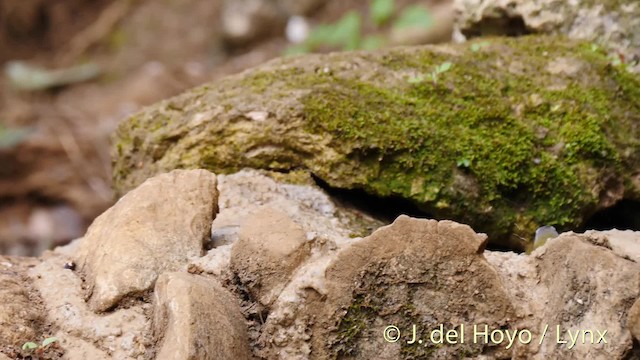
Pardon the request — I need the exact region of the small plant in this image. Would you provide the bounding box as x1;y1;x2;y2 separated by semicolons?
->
370;0;395;26
456;158;471;168
285;0;433;55
409;62;452;85
429;61;452;84
22;337;58;356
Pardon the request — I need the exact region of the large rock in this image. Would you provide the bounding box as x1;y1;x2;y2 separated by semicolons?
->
258;216;517;359
112;35;640;249
454;0;640;72
0;171;637;359
247;217;640;359
75;169;219;312
153;272;253;360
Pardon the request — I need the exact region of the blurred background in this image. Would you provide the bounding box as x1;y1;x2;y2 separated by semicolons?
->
0;0;458;256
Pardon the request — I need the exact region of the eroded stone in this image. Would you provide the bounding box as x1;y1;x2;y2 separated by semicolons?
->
153;272;252;360
75;169;218;312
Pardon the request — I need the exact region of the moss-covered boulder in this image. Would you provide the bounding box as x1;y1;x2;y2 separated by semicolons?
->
112;35;640;249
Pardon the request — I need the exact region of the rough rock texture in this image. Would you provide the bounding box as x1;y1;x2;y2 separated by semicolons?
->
0;171;638;359
251;221;640;359
0;256;44;348
629;298;640;341
287;216;516;359
484;230;640;359
112;35;640;250
230;207;312;306
75;169;219;312
30;245;151;359
153;272;252;360
454;0;640;72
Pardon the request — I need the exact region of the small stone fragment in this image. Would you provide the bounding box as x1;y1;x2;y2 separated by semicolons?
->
153;272;252;360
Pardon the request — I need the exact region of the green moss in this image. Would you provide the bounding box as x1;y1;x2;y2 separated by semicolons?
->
331;295;379;358
112;35;639;248
298;36;638;242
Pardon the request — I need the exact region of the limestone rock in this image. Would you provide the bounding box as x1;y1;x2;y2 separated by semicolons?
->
112;35;640;250
153;272;252;360
29;245;151;359
191;169;382;279
259;216;517;359
485;233;640;359
231;207;311;306
75;169;218;312
0;168;638;360
454;0;640;72
531;234;639;359
629;298;640;341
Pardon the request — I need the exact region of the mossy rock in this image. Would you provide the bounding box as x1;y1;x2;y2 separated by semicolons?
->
112;35;640;250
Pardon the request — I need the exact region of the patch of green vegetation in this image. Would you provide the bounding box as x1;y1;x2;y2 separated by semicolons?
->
391;4;433;31
331;295;380;358
298;36;637;241
22;337;58;355
285;0;433;54
371;0;395;26
410;61;452;84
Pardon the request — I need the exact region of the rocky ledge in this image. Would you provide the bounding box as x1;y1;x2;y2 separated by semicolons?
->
0;169;638;359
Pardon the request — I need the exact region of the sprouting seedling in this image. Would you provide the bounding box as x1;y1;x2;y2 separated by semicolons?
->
470;41;490;52
429;61;452;84
456;158;471;168
407;62;452;85
22;337;58;352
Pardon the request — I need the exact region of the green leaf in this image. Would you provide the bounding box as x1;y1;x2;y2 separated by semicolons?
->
42;337;58;347
333;11;362;50
436;62;452;73
306;24;339;48
22;342;38;350
456;158;471;168
361;35;386;50
0;125;31;149
370;0;395;26
392;5;433;30
306;11;362;51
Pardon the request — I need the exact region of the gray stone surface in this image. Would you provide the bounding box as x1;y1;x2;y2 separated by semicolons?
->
454;0;640;72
